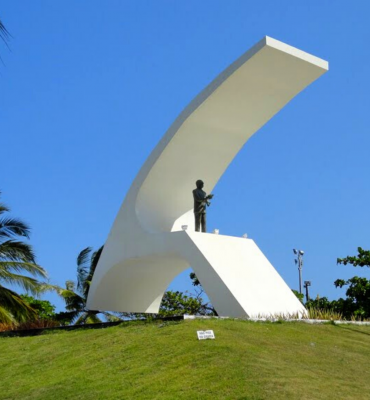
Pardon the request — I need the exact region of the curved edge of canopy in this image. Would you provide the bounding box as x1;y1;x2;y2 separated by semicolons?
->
126;36;328;233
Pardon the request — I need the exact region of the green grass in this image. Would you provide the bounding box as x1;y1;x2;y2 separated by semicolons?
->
1;319;369;400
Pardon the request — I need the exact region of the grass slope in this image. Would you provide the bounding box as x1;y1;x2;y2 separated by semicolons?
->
1;319;370;400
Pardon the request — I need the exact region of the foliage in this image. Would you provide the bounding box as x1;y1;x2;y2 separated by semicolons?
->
305;296;332;309
0;319;60;332
302;248;370;320
334;276;370;319
305;295;368;321
305;306;343;321
189;271;218;315
56;246;118;325
337;247;370;267
189;271;200;286
20;294;56;320
0;191;49;323
291;289;304;303
115;273;217;320
334;247;370;319
158;290;214;317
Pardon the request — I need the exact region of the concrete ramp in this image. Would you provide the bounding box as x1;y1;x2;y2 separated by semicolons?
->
187;232;306;318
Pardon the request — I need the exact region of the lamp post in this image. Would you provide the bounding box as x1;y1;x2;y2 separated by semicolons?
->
293;249;304;294
304;281;311;302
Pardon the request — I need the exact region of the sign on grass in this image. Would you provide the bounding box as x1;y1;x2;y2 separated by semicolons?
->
197;330;215;340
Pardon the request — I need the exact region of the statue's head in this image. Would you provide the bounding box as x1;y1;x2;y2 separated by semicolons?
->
196;180;204;189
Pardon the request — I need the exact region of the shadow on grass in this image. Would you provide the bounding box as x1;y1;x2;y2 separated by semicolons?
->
0;316;184;338
336;325;370;337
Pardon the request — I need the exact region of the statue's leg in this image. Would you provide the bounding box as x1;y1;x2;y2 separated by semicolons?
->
201;213;206;233
194;213;200;232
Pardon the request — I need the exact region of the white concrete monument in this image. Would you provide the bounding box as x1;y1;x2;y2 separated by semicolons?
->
87;37;328;318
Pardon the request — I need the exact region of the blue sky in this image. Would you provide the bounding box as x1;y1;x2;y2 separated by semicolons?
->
1;1;369;312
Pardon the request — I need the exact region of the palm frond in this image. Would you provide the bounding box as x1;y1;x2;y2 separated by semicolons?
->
83;245;103;298
0;260;47;278
76;247;92;293
55;310;81;325
0;20;10;44
85;313;102;324
65;280;76;292
0;203;10;214
75;311;102;325
103;312;122;322
0;217;31;240
74;312;89;325
0;240;37;264
58;245;104;321
0;304;15;324
55;282;85;311
0;285;36;322
33;282;63;296
55;287;81;301
91;246;104;273
77;247;92;268
0;271;45;294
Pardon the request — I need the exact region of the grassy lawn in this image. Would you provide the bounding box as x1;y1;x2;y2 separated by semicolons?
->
0;319;369;399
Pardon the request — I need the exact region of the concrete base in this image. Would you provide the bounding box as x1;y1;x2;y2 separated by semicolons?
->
88;231;306;318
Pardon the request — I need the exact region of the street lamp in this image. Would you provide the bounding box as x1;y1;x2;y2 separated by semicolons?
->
304;281;311;302
293;249;304;294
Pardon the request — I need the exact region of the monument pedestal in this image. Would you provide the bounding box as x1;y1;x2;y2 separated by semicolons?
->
185;232;306;318
87;230;306;318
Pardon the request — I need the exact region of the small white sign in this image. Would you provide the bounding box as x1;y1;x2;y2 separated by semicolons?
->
197;330;215;340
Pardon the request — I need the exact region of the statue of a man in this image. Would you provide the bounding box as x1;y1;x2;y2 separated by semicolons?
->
192;180;214;232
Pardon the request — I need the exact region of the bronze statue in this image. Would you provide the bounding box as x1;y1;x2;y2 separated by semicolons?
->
192;180;214;232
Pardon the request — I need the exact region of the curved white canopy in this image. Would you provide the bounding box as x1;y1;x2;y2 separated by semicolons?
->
135;36;328;233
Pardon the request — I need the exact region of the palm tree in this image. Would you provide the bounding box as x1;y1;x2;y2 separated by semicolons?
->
57;246;119;324
0;192;48;323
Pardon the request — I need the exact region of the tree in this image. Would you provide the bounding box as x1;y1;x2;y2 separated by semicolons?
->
335;247;370;319
306;248;370;320
0;192;48;323
292;289;304;303
115;273;217;320
337;247;370;268
20;294;56;320
56;246;118;324
158;290;214;317
189;272;218;316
